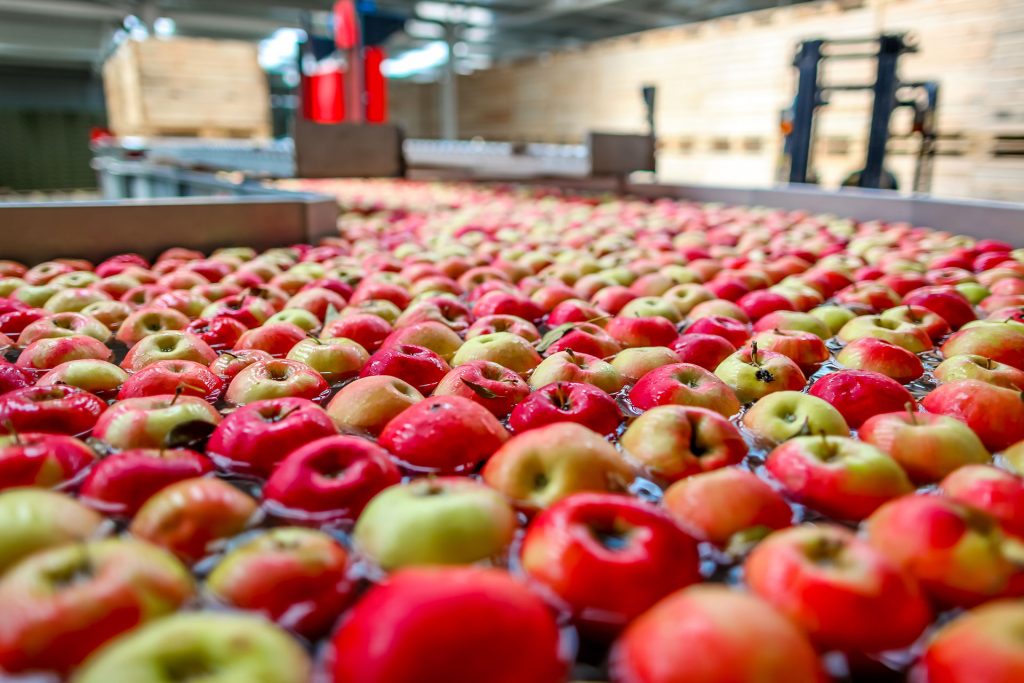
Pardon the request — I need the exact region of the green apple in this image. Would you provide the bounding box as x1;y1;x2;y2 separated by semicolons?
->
619;296;682;324
451;332;542;376
266;308;321;332
342;299;402;324
0;278;25;297
529;350;625;392
934;354;1024;390
36;359;129;394
955;281;991;305
742;390;850;444
662;284;714;317
354;478;517;570
809;306;856;336
92;395;222;450
286;337;369;382
71;611;311;683
838;315;932;353
0;488;106;573
611;346;682;382
14;284;59;308
325;375;424;436
714;346;806;404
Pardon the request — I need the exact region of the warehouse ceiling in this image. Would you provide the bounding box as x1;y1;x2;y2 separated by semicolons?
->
0;0;817;75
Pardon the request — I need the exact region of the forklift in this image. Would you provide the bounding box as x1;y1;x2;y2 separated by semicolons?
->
782;34;940;193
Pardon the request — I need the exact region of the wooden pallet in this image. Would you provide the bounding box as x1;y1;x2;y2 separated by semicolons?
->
103;37;271;140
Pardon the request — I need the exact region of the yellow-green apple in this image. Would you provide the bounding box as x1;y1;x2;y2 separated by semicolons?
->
922;379;1024;451
809;305;857;336
618;296;682;324
808;369;915;428
520;492;700;637
866;493;1024;607
880;303;951;341
262;434;401;523
115;308;190;345
765;435;912;520
934;354;1024;389
629;363;740;416
92;394;221;449
482;422;634;511
609;585;824;683
611;346;682;382
328;567;567;683
121;330;217;371
150;289;211;319
620;405;746;482
941;321;1024;370
353;477;516;569
858;410;989;483
286;337;368;382
381;321;462;361
72;611;311;683
206;527;353;638
741;389;851;444
838;315;933;352
661;283;714;317
757;310;832;339
714;344;806;404
378;395;508;473
325;375;423;436
130;477;257;563
689;299;749;323
529;350;625;393
0;488;105;572
206;397;336;477
663;467;792;548
36;359;128;396
42;287;109;313
465;314;540;342
451;332;542;377
225;358;329;405
744;524;931;652
0;538;193;674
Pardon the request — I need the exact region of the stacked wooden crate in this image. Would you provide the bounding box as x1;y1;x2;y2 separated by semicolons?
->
103;37;271;139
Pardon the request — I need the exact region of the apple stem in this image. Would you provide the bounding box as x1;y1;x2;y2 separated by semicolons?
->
819;430;838;459
985;358;994;370
171;385;184;406
906;305;920;324
750;341;760;366
905;402;918;425
3;419;19;445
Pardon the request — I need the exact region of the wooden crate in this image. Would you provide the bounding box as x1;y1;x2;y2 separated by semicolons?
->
103;37;271;139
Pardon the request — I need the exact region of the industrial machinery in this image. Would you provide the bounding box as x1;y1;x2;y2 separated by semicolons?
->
784;34;940;192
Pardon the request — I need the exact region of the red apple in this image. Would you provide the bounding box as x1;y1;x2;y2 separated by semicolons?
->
941;464;1024;539
808;369;915;428
913;600;1024;683
432;361;530;418
836;337;924;383
922;379;1024;451
669;333;735;370
359;343;450;394
859;410;989;483
0;385;106;436
509;381;621;435
629;363;740;416
0;432;96;491
78;447;212;516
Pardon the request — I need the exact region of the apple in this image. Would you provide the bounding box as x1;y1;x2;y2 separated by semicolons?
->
611;346;682;382
121;330;218;371
744;524;932;651
765;435;912;520
748;328;829;371
130;477;257;563
0;360;33;394
866;493;1024;607
809;305;857;336
837;337;923;384
0;385;106;436
0;432;95;490
661;283;714;317
92;393;221;450
482;422;634;511
328;567;567;683
745;389;847;444
922;379;1024;451
78;447;212;517
834;281;901;311
904;286;977;330
115;307;191;345
934;354;1024;389
669;333;735;370
714;344;806;404
206;527;352;638
689;299;749;323
521;492;701;637
286;337;369;382
381;321;463;362
43;287;110;314
117;359;223;402
881;303;952;341
913;600;1024;683
36;359;128;396
16;334;112;370
510;381;621;435
736;290;795;321
208;348;272;380
206;397;337;477
72;611;312;683
0;488;105;572
359;343;451;394
185;316;249;350
394;296;471;331
322;312;392;352
325;375;424;436
465;314;540;342
548;298;611;327
224;358;329;405
838;314;934;353
262;434;401;523
685;315;751;348
233;321;308;357
529;350;626;393
941;464;1024;539
630;362;740;416
605;315;679;348
17;311;112;346
0;538;194;674
662;467;792;548
756;310;832;339
354;477;516;569
941;321;1024;371
542;322;622;358
609;585;824;683
620;405;746;482
859;410;989;483
808;369;915;428
378;395;508;473
432;360;530;418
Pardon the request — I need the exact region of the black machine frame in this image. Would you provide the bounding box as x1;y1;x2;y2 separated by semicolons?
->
787;33;941;192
